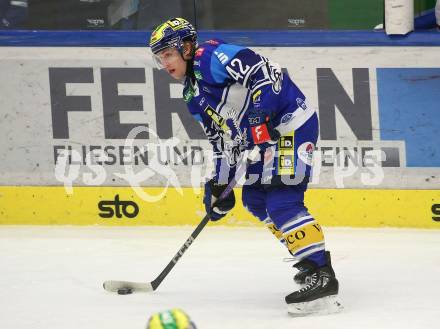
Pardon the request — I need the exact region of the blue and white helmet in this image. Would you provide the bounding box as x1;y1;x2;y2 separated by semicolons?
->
149;18;198;55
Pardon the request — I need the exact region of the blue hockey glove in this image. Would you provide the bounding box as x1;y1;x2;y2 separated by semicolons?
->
248;109;281;146
203;179;235;221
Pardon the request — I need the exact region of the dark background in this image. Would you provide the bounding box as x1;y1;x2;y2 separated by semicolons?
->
3;0;437;30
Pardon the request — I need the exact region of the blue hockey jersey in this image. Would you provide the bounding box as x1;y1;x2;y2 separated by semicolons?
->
182;39;315;185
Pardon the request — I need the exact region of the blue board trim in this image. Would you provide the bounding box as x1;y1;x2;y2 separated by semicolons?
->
0;30;440;47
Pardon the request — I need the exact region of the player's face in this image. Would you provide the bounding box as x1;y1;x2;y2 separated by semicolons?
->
154;47;187;80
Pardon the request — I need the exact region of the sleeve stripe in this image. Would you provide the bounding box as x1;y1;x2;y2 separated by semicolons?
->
251;80;272;93
238;89;252;124
216;85;231;114
243;60;266;88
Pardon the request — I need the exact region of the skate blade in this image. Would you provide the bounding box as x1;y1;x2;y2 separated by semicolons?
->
287;295;343;317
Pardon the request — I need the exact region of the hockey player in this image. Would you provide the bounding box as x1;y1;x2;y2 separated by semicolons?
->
149;18;341;315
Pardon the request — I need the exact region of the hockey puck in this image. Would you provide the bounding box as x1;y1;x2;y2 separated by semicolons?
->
117;287;133;295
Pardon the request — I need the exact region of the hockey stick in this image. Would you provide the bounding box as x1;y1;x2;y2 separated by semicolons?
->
103;147;260;294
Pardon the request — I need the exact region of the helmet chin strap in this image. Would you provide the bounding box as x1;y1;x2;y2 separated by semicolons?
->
185;57;195;79
182;43;196;79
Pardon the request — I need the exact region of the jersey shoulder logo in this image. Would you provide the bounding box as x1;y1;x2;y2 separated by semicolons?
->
195;48;205;58
205;39;220;45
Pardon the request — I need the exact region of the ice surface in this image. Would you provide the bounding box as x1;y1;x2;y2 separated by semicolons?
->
0;226;439;329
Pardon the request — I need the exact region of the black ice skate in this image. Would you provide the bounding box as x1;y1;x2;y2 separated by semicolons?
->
286;264;342;316
293;251;334;284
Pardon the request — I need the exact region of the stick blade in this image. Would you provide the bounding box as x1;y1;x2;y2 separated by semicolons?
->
103;280;154;293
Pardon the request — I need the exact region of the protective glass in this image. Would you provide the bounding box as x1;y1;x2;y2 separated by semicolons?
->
152;47;181;70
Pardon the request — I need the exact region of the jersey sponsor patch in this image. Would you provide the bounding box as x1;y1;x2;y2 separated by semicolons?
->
251;124;271;144
194;70;203;80
195;48;205;57
204;105;228;131
183;81;200;103
252;89;262;106
297;142;315;166
205;39;220;45
296;97;307;110
283;222;324;256
280;135;294;149
281;112;294;124
183;87;195;103
279;154;294;169
277;131;295;175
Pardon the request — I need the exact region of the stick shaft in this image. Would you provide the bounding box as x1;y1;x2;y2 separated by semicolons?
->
146;147;260;291
150;174;241;290
150;213;210;290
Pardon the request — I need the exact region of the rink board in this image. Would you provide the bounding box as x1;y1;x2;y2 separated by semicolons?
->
0;46;440;190
0;186;439;228
0;32;439;229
